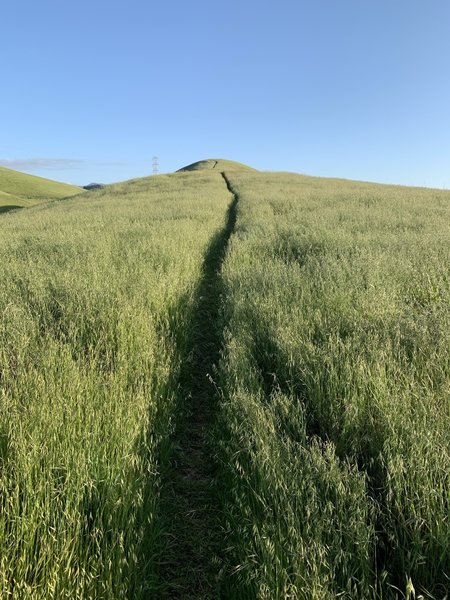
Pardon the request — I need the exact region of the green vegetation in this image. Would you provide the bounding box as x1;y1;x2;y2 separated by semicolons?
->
0;171;232;598
177;158;257;172
0;163;448;598
215;172;450;599
0;166;82;211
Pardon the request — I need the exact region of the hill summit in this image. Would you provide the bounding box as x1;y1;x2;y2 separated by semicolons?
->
177;159;256;173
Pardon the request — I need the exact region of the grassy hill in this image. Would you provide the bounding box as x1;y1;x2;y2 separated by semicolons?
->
0;166;83;211
0;190;24;213
0;165;448;599
177;158;257;172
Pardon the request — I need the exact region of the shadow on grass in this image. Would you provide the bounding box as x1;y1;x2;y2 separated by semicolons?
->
156;173;238;598
0;205;22;214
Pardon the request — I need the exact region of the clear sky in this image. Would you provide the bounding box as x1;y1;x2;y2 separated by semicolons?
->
2;0;450;187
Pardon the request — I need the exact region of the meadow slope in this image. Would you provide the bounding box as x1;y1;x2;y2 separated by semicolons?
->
215;172;450;599
0;171;233;598
0;165;448;599
0;166;82;211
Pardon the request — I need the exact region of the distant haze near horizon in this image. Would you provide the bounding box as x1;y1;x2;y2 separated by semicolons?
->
2;0;450;188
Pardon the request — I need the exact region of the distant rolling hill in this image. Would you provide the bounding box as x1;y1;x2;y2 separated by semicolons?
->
0;166;83;212
177;158;257;172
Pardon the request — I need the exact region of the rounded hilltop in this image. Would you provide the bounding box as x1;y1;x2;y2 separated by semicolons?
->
177;159;257;172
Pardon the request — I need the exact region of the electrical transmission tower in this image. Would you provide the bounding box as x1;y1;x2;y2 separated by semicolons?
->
152;156;159;175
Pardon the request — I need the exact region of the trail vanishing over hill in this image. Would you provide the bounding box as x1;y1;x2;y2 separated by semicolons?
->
0;164;448;599
177;158;257;172
159;171;239;598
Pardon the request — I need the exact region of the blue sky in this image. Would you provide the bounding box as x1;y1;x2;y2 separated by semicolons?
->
2;0;450;187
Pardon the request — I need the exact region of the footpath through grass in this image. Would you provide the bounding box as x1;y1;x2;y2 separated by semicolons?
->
1;166;449;598
159;172;238;598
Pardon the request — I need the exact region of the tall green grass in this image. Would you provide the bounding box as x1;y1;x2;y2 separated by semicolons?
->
0;172;231;598
215;172;450;599
1;165;449;598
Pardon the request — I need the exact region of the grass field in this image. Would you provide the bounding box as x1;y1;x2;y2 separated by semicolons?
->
0;166;82;211
0;171;232;598
0;162;448;598
215;172;450;599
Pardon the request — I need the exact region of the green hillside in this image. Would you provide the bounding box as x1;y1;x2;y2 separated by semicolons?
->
0;190;24;213
177;158;257;172
0;166;83;211
0;166;448;599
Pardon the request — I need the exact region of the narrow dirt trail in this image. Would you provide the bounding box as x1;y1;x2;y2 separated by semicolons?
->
160;173;238;598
